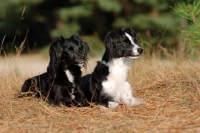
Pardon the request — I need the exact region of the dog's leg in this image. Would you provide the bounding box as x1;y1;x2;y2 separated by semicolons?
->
99;93;119;108
53;98;61;106
61;97;73;107
108;101;119;108
98;102;118;109
50;86;62;106
74;89;90;107
122;81;141;106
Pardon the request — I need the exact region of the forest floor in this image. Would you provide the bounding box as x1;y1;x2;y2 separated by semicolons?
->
0;54;200;133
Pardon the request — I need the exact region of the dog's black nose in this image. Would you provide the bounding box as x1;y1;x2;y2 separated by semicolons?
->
80;56;86;60
138;48;143;54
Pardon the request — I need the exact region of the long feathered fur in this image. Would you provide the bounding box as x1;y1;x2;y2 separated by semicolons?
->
19;35;90;107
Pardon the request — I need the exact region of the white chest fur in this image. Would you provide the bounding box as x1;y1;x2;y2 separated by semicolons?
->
65;70;74;83
65;70;75;99
101;58;140;107
102;58;131;89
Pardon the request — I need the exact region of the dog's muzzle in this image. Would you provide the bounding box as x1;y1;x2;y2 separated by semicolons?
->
137;48;143;55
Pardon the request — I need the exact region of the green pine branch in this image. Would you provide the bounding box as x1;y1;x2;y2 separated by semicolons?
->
173;0;200;46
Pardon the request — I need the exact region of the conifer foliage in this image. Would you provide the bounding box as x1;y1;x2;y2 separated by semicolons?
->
0;0;191;54
173;0;200;46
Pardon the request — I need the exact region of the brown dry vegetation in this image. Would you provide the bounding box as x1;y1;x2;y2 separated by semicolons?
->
1;54;200;133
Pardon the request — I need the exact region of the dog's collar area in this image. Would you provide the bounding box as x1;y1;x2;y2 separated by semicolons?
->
99;59;110;67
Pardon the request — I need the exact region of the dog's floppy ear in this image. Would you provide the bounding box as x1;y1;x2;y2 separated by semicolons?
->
82;41;90;67
47;36;64;79
70;34;80;41
58;36;65;42
104;30;118;60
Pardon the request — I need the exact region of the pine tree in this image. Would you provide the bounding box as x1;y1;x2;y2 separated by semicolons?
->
173;0;200;47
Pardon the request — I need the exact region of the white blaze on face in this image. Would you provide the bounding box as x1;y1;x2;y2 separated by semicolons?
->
125;32;141;58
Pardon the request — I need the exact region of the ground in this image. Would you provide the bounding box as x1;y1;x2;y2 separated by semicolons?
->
0;54;200;133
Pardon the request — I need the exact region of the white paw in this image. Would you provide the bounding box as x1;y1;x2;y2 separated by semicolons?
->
108;101;119;109
98;105;108;109
71;94;75;99
126;98;141;106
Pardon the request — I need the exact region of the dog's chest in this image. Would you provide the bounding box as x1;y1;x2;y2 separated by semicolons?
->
102;58;130;92
65;70;74;84
65;70;75;99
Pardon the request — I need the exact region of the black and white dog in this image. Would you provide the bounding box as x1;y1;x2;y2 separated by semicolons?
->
20;35;90;107
81;28;143;108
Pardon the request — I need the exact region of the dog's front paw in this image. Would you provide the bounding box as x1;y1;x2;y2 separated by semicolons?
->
108;101;119;109
125;98;141;106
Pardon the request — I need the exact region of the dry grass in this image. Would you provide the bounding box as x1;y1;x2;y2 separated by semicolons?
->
1;54;200;133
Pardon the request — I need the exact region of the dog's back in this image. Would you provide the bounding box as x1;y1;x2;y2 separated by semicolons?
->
20;73;49;97
81;74;93;101
81;61;111;105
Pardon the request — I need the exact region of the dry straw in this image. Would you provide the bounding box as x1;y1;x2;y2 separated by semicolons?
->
1;53;200;133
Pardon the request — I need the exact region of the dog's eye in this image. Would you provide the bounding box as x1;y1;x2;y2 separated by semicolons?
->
68;47;74;53
123;42;129;46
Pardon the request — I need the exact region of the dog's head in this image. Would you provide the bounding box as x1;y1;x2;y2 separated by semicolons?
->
104;28;143;60
48;35;89;77
61;35;89;67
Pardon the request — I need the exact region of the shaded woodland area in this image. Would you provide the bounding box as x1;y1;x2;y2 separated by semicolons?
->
0;0;192;56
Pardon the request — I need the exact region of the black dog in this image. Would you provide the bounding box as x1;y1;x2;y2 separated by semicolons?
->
20;35;89;107
81;28;143;108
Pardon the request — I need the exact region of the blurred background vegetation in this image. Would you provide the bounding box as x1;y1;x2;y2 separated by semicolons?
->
0;0;198;57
